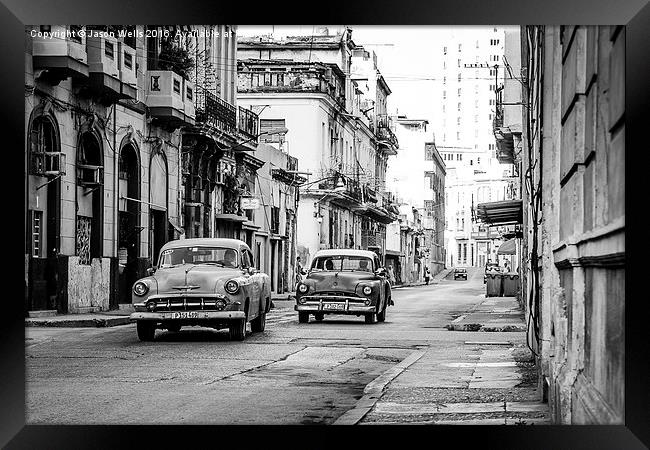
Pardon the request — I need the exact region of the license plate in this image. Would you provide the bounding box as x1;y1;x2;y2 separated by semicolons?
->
322;303;345;311
165;311;205;319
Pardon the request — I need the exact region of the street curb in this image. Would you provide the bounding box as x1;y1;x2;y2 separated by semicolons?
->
445;323;526;332
25;317;132;328
333;349;425;425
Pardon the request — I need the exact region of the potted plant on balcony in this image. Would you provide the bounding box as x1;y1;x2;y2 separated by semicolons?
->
158;36;194;79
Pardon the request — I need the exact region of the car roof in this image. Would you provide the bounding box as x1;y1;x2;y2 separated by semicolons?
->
455;267;467;270
160;238;249;251
312;249;378;259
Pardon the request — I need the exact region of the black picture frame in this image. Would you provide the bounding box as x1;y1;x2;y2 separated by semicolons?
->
4;0;647;448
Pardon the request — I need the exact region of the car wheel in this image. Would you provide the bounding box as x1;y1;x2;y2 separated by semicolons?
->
137;321;155;341
365;312;377;324
229;318;246;341
314;313;324;322
377;302;387;322
251;312;266;332
166;324;181;333
298;312;310;323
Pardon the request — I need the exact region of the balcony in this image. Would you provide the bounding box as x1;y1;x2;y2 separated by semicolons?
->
471;230;501;240
145;70;196;128
238;67;346;109
238;106;259;142
195;87;237;135
376;115;399;154
86;35;137;101
32;25;89;84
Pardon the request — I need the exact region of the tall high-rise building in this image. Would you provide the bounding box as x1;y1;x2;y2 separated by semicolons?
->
432;27;517;267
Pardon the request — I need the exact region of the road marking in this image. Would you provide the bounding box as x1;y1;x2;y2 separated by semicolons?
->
333;349;425;425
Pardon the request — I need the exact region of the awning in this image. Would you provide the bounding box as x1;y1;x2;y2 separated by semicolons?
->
475;200;523;225
497;238;517;255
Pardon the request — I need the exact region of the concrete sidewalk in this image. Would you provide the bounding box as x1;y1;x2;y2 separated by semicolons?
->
445;296;526;332
25;291;296;328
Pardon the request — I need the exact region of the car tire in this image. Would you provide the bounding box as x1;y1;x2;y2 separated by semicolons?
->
137;321;155;342
314;313;324;322
365;312;378;324
298;312;310;323
377;302;387;322
229;318;246;341
251;312;266;332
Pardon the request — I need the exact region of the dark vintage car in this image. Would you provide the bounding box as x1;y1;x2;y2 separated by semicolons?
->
294;249;392;324
129;238;271;342
454;267;468;280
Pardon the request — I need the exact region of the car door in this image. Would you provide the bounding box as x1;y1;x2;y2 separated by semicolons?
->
374;255;386;309
241;247;262;317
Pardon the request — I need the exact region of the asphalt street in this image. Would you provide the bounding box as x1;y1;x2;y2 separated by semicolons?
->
25;267;543;425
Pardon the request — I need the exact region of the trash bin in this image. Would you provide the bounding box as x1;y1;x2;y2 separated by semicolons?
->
486;273;503;297
502;273;519;297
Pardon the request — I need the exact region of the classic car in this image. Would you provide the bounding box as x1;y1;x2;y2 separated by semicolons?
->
129;238;271;342
294;249;392;324
454;267;468;280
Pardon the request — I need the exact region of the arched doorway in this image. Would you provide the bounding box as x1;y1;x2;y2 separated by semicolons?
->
76;129;104;265
27;111;63;312
149;150;168;266
117;142;141;304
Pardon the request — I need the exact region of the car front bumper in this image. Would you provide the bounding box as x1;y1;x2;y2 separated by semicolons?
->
294;297;376;314
130;311;246;321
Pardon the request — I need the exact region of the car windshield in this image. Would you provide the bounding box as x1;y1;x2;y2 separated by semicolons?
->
311;255;374;272
158;246;239;269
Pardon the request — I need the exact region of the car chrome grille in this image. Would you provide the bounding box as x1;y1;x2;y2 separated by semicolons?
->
315;291;359;297
149;297;224;312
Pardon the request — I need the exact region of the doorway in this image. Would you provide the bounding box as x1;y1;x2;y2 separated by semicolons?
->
150;209;166;267
117;143;140;304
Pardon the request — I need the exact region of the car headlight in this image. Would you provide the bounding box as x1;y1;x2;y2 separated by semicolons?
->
225;279;240;295
133;281;149;296
298;283;309;293
362;286;372;296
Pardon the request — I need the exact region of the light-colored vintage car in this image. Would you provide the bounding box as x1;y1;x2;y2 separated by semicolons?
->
294;249;392;324
129;238;271;341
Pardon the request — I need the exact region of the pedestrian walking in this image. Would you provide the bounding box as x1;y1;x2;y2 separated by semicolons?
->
424;266;431;285
387;265;396;286
295;256;307;288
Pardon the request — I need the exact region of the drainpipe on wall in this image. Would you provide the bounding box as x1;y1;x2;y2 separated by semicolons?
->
113;104;118;258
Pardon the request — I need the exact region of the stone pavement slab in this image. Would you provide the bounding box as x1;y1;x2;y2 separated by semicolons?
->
445;296;526;332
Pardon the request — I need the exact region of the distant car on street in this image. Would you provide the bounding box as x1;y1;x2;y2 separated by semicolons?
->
454;267;468;280
129;238;271;342
294;249;392;324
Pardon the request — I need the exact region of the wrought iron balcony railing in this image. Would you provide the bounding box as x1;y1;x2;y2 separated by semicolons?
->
195;87;237;135
238;106;259;141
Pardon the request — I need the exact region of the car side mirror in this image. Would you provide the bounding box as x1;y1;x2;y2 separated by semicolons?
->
375;268;387;277
146;267;156;276
247;266;256;275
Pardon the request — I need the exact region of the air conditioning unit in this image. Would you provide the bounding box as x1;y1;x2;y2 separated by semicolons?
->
77;164;104;186
32;152;67;177
119;42;137;86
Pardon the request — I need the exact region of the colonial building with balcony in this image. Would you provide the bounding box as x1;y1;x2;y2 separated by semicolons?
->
236;29;400;270
25;25;189;314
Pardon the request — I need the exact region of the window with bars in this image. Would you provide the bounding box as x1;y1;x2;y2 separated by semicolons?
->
31;210;43;257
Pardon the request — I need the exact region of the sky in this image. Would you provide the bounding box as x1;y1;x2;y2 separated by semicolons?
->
237;25;515;132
